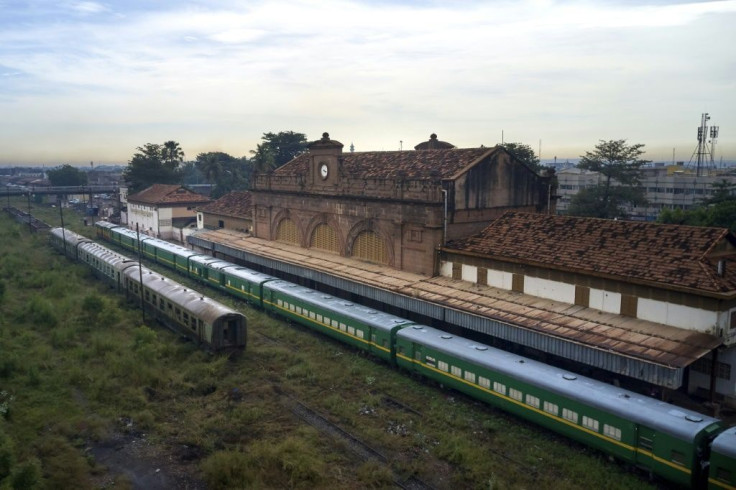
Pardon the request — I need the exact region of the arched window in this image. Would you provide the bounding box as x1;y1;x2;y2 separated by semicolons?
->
351;230;388;264
276;218;299;245
310;223;339;253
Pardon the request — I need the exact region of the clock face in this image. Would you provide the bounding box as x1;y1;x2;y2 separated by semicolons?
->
319;163;329;179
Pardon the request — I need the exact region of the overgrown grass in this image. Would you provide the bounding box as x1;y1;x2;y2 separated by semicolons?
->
0;204;657;489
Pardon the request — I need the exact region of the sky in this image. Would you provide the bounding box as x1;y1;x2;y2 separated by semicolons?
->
1;0;735;166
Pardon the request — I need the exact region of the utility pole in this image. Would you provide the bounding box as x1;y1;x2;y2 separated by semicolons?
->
136;223;145;323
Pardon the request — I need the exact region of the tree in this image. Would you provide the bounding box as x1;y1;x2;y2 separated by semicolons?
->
567;140;649;219
253;131;308;170
161;140;185;170
250;143;276;173
658;179;736;232
123;143;179;193
501;142;542;173
47;164;87;186
195;151;250;198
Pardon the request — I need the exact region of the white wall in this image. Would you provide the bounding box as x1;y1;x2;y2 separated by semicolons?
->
638;298;718;334
589;288;621;315
524;277;575;304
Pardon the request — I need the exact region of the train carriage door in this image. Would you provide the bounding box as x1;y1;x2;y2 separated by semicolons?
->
635;425;656;476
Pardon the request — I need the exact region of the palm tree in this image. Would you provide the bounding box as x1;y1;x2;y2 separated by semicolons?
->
196;153;224;184
161;140;185;170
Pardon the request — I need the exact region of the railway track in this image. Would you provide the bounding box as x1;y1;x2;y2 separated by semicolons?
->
275;388;436;490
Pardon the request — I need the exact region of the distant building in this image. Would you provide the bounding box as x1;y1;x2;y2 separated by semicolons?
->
197;191;253;233
251;132;555;275
127;184;211;241
557;165;736;219
440;212;736;404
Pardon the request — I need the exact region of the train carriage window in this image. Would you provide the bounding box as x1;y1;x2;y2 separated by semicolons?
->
296;306;302;315
603;424;621;441
582;416;599;432
144;290;150;302
716;468;731;482
159;298;165;310
323;316;330;325
190;317;196;330
639;436;653;450
509;388;523;401
309;312;316;320
526;395;540;409
543;401;558;416
563;408;579;424
414;350;422;361
357;330;364;339
317;314;323;323
478;376;490;388
451;366;462;377
493;382;506;395
332;320;338;328
348;326;355;335
464;371;476;383
289;304;295;312
183;312;189;323
382;339;388;348
168;302;173;311
277;299;283;307
438;361;449;372
670;450;686;466
340;323;347;332
371;334;377;343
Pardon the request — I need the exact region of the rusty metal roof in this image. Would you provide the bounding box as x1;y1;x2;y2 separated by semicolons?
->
189;228;721;376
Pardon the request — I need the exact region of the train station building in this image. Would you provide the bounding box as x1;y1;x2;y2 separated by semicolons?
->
249;133;555;276
189;132;736;407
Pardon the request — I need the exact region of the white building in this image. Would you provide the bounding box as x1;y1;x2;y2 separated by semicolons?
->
556;164;736;220
127;184;211;242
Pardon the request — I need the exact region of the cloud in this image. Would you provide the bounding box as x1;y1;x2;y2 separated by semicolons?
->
0;0;735;164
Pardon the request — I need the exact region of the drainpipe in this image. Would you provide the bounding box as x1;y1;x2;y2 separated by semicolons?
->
441;189;448;246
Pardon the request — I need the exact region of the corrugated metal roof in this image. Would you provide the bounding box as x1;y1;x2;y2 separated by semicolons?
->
188;228;721;387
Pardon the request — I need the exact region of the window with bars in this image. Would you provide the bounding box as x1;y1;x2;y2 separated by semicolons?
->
310;223;339;253
351;230;388;264
276;218;299;245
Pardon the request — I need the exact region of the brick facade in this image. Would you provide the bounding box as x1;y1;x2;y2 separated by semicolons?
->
251;133;554;276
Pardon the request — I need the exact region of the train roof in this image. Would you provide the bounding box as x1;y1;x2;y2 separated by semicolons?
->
142;236;200;258
189;255;236;270
50;227;90;247
397;325;721;440
79;241;133;267
712;426;736;458
223;266;276;285
123;265;241;322
94;221;119;231
265;280;413;332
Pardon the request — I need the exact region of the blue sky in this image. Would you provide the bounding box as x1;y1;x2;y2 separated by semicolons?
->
1;0;734;165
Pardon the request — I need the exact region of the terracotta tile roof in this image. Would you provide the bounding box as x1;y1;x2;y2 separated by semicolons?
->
198;191;252;217
128;184;212;205
275;147;494;180
446;212;736;294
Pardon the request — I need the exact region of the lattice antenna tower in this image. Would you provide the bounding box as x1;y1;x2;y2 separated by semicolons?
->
689;113;716;176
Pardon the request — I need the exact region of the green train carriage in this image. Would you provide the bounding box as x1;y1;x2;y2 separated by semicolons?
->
262;280;413;362
395;325;724;489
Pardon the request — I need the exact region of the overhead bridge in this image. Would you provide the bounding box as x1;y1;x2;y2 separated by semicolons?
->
3;185;119;196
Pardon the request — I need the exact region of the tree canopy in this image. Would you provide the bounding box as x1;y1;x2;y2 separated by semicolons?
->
251;131;308;172
195;151;250;198
501;142;542;173
567;140;649;219
123;142;182;193
47;164;87;186
658;179;736;232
